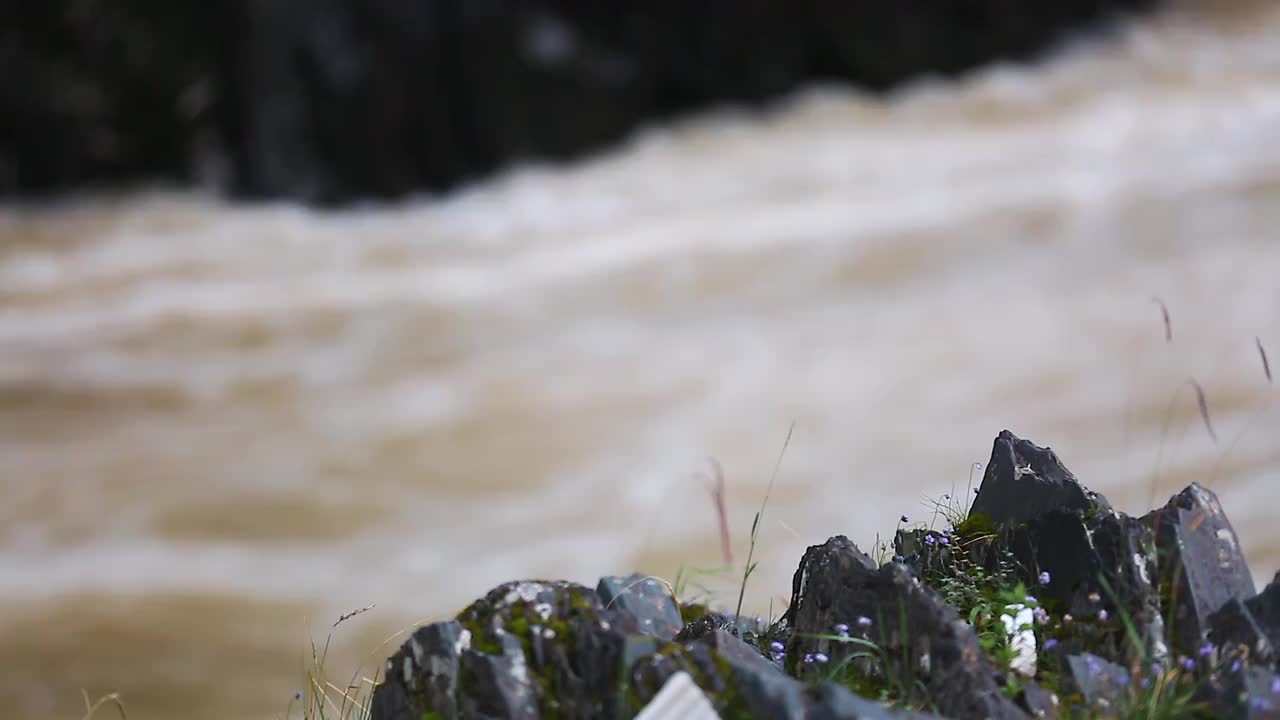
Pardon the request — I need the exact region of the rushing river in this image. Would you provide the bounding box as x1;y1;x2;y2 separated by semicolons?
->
4;1;1280;718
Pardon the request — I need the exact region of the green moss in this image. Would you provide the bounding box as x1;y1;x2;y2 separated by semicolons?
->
679;602;711;624
953;511;996;538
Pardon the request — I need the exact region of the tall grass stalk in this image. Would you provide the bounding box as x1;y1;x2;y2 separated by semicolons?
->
734;420;795;623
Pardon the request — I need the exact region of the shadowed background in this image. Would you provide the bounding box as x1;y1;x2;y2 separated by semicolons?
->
3;1;1280;718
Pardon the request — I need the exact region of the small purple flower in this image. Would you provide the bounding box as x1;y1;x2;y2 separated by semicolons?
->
1038;571;1051;586
814;652;829;664
1116;673;1130;687
1033;607;1049;626
893;555;905;563
1198;642;1214;658
1024;595;1038;606
1043;638;1059;650
1251;697;1274;712
1181;657;1196;672
924;535;936;546
803;653;815;664
900;514;909;523
1271;676;1280;694
940;535;951;546
834;623;849;637
770;641;785;653
1232;659;1243;673
857;616;873;628
1097;609;1109;622
1150;662;1162;677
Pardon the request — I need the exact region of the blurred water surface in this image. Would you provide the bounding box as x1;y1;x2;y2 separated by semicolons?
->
3;2;1280;718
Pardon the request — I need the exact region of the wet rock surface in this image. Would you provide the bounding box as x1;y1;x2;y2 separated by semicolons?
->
369;429;1277;719
4;0;1159;203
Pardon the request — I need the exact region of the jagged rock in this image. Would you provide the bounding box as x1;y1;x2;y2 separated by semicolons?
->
1015;680;1061;719
1011;508;1166;668
1246;575;1280;649
1211;572;1280;674
899;431;1165;670
969;430;1109;527
630;627;942;720
782;536;1026;720
1240;667;1280;719
1211;598;1277;670
1144;483;1256;660
370;579;662;719
1065;653;1132;716
597;573;685;642
4;0;1160;202
1191;663;1280;720
368;621;468;720
1213;571;1280;671
674;612;741;643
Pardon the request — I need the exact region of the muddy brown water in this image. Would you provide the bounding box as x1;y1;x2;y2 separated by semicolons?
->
3;2;1280;718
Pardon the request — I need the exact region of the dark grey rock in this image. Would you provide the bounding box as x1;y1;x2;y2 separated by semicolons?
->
1065;653;1132;717
457;631;539;720
674;611;739;642
1211;598;1276;670
369;621;467;720
782;535;1026;720
895;431;1164;670
1144;483;1256;660
371;579;649;719
630;627;942;720
1248;574;1280;641
1016;679;1061;719
969;430;1108;527
804;682;946;720
1242;667;1280;719
597;573;685;642
1016;509;1165;668
1192;663;1280;720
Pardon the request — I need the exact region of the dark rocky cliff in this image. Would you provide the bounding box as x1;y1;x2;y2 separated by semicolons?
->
2;1;1158;205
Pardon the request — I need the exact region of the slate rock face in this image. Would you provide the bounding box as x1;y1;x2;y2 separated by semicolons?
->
597;573;685;642
1065;653;1132;716
782;536;1025;720
370;579;658;720
4;0;1160;203
1004;508;1166;669
368;620;468;720
630;628;942;720
1144;483;1256;659
1211;572;1280;675
969;430;1108;527
901;430;1164;669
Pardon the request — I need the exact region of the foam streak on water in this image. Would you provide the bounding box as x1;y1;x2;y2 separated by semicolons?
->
2;3;1280;718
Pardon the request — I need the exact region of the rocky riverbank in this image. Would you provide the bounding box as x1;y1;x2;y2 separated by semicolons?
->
4;1;1158;204
367;430;1280;719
